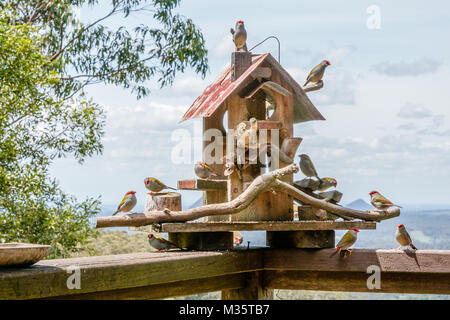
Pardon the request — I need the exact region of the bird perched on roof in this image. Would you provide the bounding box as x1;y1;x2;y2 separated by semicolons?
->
304;60;331;87
144;177;176;194
298;154;320;181
148;234;183;251
369;191;402;210
395;224;417;250
230;20;247;52
330;228;359;258
317;177;337;191
195;161;218;179
113;191;137;216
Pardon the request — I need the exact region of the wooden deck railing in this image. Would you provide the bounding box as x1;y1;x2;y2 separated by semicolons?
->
1;248;449;299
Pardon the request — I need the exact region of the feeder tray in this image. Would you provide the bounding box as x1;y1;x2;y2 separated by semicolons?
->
0;243;51;267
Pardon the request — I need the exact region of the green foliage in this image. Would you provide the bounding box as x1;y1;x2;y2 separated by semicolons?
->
0;1;208;258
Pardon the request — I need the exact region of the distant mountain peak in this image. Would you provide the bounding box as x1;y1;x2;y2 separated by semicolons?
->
346;198;372;210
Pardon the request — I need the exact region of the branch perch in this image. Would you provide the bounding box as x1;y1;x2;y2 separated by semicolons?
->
272;180;400;222
96;164;299;228
303;80;324;93
96;164;400;228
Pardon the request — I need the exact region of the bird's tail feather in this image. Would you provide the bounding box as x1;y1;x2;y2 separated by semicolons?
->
329;247;341;258
168;186;177;190
112;211;119;216
410;243;417;250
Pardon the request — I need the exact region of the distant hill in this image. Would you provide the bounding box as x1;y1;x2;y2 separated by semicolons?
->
346;198;372;210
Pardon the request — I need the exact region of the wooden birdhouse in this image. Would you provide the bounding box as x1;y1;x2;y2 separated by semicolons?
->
98;52;395;251
180;51;323;217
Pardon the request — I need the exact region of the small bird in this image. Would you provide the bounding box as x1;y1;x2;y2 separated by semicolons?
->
233;231;243;246
304;60;331;86
113;191;137;216
195;161;218;179
317;177;338;191
147;234;183;251
144;177;176;194
329;228;359;258
369;191;402;210
395;224;417;250
230;20;247;52
298;154;320;181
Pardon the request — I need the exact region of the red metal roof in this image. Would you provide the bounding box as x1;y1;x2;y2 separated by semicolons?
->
180;53;325;123
180;54;268;122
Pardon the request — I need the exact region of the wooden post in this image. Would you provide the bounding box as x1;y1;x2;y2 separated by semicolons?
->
222;271;273;300
231;51;252;81
145;192;181;212
266;230;335;248
129;192;181;232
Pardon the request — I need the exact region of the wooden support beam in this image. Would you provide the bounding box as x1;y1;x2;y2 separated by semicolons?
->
222;271;273;300
50;273;247;300
169;232;233;251
0;250;262;300
1;249;449;299
266;231;335;248
263;249;450;273
154;221;376;233
264;270;450;294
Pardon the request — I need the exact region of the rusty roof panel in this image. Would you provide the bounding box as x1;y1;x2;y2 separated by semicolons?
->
180;54;268;122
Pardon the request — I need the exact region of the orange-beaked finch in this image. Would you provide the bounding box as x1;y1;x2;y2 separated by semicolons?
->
369;191;402;210
329;228;359;258
395;224;417;250
304;60;331;86
148;234;182;251
317;177;337;191
144;177;176;194
195;161;218;179
113;191;137;216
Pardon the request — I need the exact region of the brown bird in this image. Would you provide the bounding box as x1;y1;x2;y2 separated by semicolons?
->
395;224;417;250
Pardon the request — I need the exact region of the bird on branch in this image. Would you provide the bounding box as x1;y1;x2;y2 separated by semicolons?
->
112;191;137;216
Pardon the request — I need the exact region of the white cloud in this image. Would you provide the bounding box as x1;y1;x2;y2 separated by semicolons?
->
372;58;442;77
397;103;433;119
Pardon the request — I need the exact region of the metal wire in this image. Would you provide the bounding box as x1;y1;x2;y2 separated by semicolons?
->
249;36;281;63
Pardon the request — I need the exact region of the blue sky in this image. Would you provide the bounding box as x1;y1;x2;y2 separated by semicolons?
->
51;1;450;210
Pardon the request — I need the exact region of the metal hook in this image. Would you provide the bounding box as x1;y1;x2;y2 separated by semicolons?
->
249;36;281;63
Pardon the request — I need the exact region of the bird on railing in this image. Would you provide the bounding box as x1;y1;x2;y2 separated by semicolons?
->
329;228;359;258
144;177;176;194
230;20;247;52
112;191;137;216
395;224;417;251
304;60;331;87
369;191;402;210
148;234;184;251
195;161;218;179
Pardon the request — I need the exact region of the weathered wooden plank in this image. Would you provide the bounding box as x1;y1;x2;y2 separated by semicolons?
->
157;221;376;233
177;179;227;191
264;249;450;273
250;67;272;79
50;273;247;300
0;250;262;300
266;230;335;248
222;271;273;300
263;270;450;294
